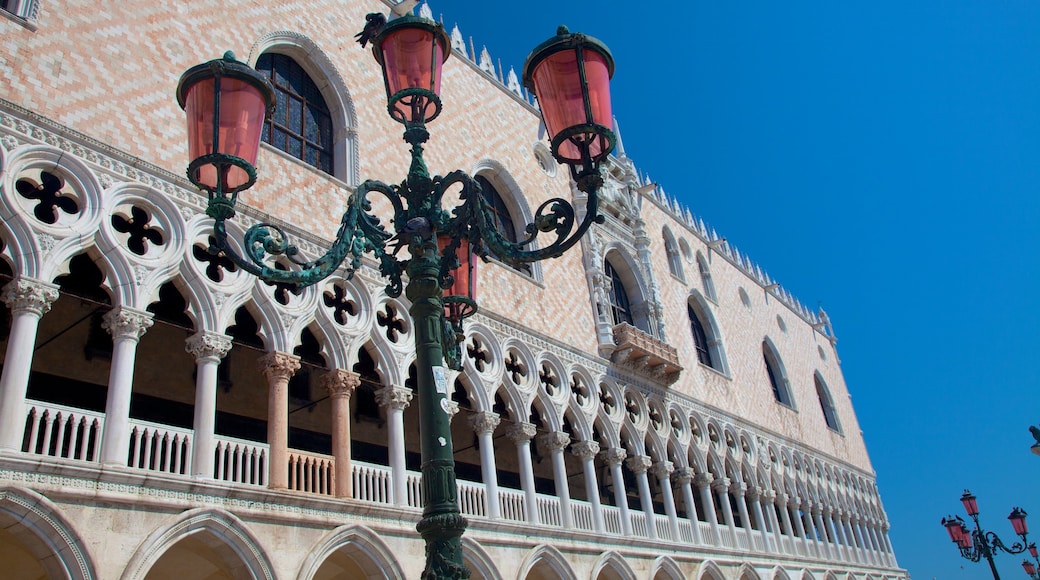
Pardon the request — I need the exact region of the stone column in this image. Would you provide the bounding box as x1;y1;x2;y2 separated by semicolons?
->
734;482;752;533
469;412;501;519
375;385;412;506
675;467;702;544
788;498;807;545
713;477;738;546
628;455;657;539
323;369;359;498
258;351;299;490
813;505;834;560
832;510;850;559
846;514;863;561
695;473;721;543
652;461;681;541
539;431;572;528
748;487;771;552
0;279;58;451
99;307;153;466
776;493;794;540
571;440;604;532
601;447;632;535
507;422;539;524
763;489;783;552
185;331;232;478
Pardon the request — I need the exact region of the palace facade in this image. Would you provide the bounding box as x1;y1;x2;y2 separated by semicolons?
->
0;1;904;578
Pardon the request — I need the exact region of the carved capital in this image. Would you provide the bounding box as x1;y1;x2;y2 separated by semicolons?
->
711;477;731;492
811;504;824;516
375;385;413;410
626;455;652;474
538;431;570;452
258;351;300;382
102;307;153;341
506;421;537;443
322;369;360;398
445;400;460;420
185;331;232;362
468;412;500;435
599;447;627;467
761;489;776;502
694;473;714;488
650;461;675;480
747;486;761;501
570;440;600;460
674;466;695;484
2;278;58;316
731;481;747;496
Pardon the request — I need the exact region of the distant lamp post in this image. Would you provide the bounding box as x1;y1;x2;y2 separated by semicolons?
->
941;490;1032;579
177;17;615;580
1022;542;1040;579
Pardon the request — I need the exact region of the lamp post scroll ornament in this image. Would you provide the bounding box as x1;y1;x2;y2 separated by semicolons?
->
941;490;1032;580
176;15;616;580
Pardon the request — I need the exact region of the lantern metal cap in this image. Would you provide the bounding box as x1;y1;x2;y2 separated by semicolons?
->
521;25;615;93
371;14;451;65
176;51;275;120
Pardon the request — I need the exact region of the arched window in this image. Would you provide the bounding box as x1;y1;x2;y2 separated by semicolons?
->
476;174;530;275
663;228;684;281
815;373;842;433
605;260;634;327
688;304;712;367
697;252;717;301
764;340;795;408
1;0;37;20
255;53;333;175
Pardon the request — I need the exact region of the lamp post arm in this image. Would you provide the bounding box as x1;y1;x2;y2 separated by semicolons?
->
986;530;1029;556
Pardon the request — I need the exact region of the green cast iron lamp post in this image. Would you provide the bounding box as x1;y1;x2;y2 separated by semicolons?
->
941;490;1032;580
177;18;615;579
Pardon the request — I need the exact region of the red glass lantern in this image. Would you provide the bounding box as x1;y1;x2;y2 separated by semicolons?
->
438;236;478;325
1024;560;1036;576
373;15;451;124
961;490;979;516
523;26;615;169
959;525;972;548
1030;543;1038;558
943;516;963;543
1010;507;1029;536
177;52;274;193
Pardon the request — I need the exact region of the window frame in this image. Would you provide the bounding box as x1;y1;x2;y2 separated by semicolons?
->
255;52;334;175
814;373;843;433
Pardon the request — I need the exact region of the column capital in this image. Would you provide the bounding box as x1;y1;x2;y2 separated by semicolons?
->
445;400;460;420
599;447;627;466
761;488;776;502
694;472;714;488
375;385;413;409
674;466;695;483
537;431;570;452
747;486;761;501
787;495;802;508
811;503;824;516
625;455;652;474
821;504;833;516
776;492;789;505
570;440;600;460
506;421;537;443
731;481;747;496
711;476;731;492
185;331;232;362
468;411;500;435
2;278;58;316
650;460;675;480
257;351;300;382
102;306;153;341
322;369;361;399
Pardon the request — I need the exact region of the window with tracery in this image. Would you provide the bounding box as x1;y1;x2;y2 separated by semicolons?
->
764;342;794;408
255;53;333;175
476;174;530;274
605;260;634;327
688;304;713;367
815;373;842;433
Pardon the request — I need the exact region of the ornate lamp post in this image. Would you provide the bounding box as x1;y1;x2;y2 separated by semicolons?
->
176;17;615;580
1022;542;1040;579
941;490;1031;580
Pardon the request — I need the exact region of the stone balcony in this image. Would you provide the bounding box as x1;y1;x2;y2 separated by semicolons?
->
610;323;683;386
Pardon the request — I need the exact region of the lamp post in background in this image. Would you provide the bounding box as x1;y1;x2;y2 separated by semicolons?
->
176;16;616;580
1021;542;1039;579
941;490;1031;580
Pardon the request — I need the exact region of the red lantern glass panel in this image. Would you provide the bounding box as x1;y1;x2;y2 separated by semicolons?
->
961;492;979;516
959;527;972;548
530;48;612;162
1030;543;1038;558
438;237;477;321
1011;508;1029;535
380;26;445;122
184;77;267;190
1025;560;1037;576
944;520;961;543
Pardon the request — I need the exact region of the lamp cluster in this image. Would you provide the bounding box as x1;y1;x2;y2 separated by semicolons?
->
942;490;1033;579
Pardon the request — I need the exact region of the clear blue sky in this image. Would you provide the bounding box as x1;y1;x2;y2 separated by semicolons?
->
436;1;1040;578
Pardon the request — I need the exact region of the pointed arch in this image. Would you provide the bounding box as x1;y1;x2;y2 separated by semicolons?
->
737;562;762;580
603;247;654;335
516;544;577;580
687;290;729;374
460;536;502;580
121;508;274;580
696;251;717;301
591;551;636;580
814;371;843;433
696;560;726;580
471;159;541;280
662;227;684;281
763;337;795;408
0;486;97;580
650;556;684;580
296;523;404;580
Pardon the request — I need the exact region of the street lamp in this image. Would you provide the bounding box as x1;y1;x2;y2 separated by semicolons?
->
941;490;1032;580
1022;542;1039;579
176;17;615;580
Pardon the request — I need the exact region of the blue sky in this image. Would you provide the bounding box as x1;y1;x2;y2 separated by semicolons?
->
438;1;1040;578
